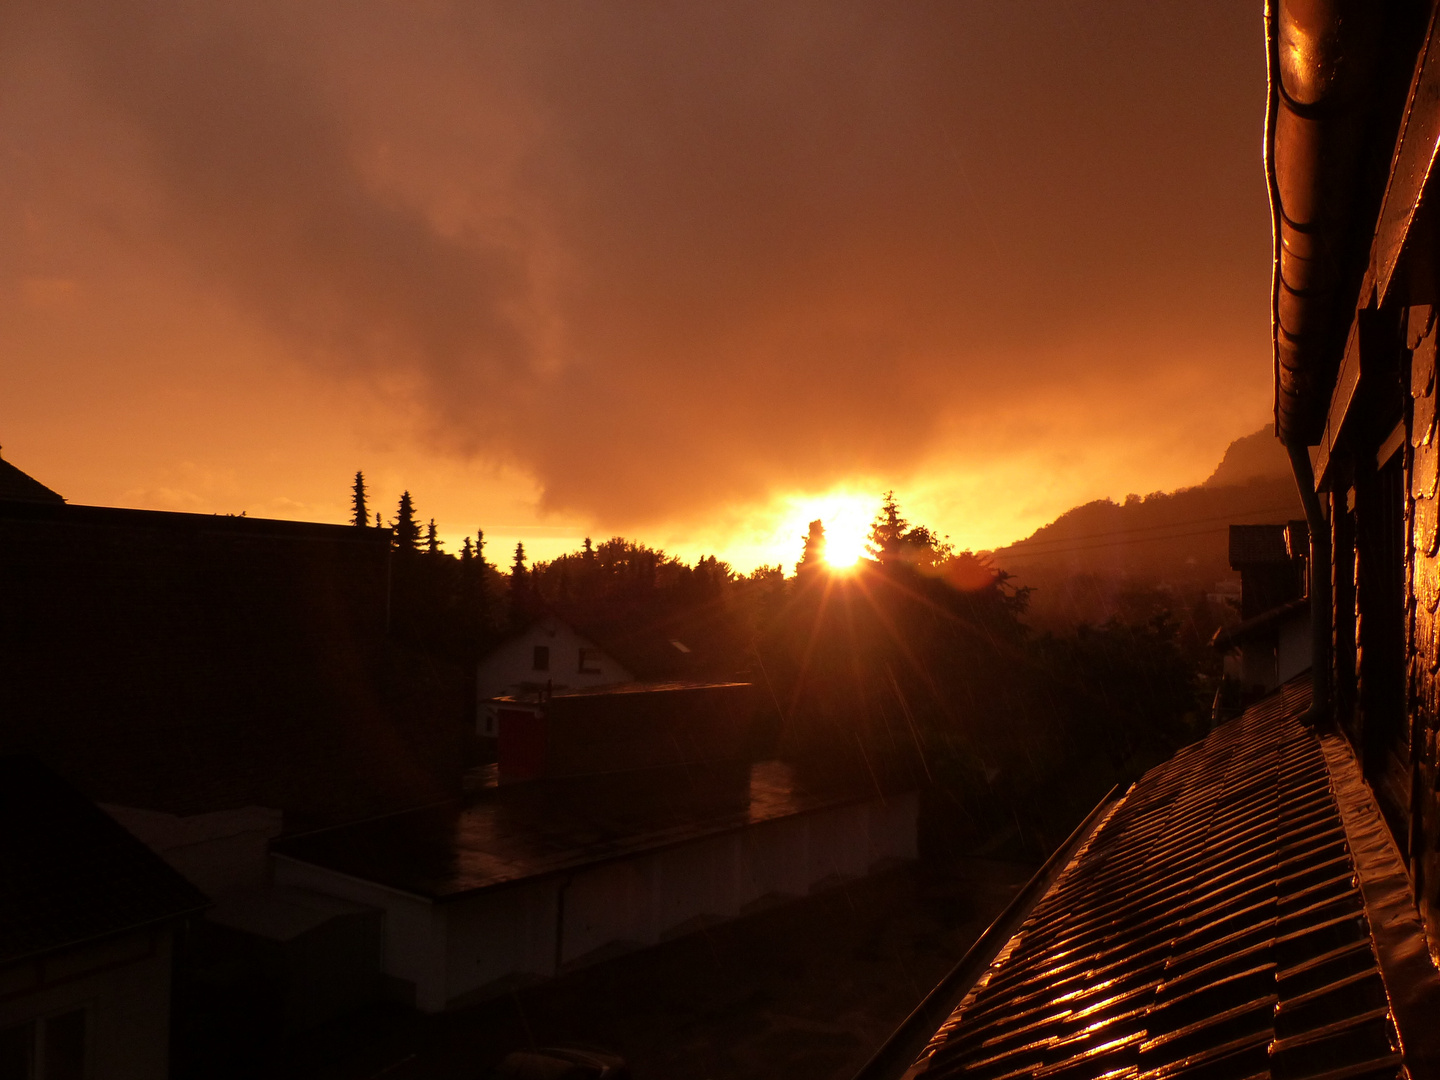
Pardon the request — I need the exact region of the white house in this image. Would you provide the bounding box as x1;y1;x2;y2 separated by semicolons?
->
476;618;633;736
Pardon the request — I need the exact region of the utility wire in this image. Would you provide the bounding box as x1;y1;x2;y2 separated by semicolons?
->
993;504;1300;556
996;518;1299;561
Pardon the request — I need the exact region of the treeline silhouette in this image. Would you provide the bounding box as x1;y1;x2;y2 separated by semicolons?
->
356;473;1207;859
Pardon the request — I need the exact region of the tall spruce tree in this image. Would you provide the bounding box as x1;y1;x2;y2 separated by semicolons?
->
351;471;368;527
394;491;421;552
425;518;440;555
797;519;827;577
509;541;530;620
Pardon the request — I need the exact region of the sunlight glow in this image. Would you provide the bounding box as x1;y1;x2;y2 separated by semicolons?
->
792;490;875;569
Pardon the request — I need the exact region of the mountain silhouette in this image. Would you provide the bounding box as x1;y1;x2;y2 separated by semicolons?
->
991;428;1302;630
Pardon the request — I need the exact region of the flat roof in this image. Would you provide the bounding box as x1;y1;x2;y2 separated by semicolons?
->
272;759;913;902
489;680;750;703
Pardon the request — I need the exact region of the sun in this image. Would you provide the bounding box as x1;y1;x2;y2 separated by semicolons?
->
785;490;874;570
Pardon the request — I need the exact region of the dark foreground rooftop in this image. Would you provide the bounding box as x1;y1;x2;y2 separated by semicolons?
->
273;759;913;902
0;756;208;967
881;679;1440;1080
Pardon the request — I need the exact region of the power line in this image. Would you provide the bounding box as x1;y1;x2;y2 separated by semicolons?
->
994;504;1300;556
996;517;1299;561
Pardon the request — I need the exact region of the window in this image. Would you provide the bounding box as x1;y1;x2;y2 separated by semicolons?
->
532;645;550;672
578;647;601;674
0;1010;86;1080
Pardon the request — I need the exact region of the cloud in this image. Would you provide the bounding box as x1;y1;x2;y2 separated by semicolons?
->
0;0;1273;544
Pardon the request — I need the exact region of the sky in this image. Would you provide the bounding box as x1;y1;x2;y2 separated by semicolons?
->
0;1;1274;572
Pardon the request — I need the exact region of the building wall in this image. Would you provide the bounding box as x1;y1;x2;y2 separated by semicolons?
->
1407;315;1440;955
0;931;174;1080
1277;615;1312;685
499;683;758;778
0;503;466;829
274;791;919;1012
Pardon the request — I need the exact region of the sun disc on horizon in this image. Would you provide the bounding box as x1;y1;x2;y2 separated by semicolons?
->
781;490;873;570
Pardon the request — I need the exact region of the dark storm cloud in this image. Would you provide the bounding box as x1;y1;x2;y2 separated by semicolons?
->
3;1;1270;526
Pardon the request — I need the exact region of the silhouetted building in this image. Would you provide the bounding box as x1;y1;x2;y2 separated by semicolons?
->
493;680;756;779
1212;522;1312;693
0;756;207;1080
0;463;467;834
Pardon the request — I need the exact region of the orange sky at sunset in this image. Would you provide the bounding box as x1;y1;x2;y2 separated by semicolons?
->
1;2;1272;572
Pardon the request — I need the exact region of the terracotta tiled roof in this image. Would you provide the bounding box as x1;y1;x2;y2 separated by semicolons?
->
0;756;207;966
898;680;1437;1080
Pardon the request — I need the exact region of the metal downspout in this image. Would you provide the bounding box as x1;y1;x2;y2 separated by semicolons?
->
1289;444;1332;723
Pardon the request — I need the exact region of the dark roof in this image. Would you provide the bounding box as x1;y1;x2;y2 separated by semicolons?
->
0;454;64;504
491;679;749;703
894;680;1438;1079
1228;523;1296;568
0;756;208;966
273;758;912;902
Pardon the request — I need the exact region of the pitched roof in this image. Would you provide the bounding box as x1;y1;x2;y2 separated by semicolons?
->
0;453;64;504
884;680;1439;1079
0;756;208;966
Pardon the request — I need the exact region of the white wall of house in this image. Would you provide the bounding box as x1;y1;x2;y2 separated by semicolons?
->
0;930;175;1080
476;619;633;735
273;791;919;1012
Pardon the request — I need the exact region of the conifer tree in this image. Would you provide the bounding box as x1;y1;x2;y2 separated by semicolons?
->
375;511;383;529
797;519;827;577
351;471;368;527
426;518;440;555
509;541;531;621
867;491;909;563
394;491;421;552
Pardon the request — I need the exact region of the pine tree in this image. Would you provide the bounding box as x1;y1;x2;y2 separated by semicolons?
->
394;491;421;552
509;541;531;621
375;511;383;529
351;471;369;527
426;518;440;555
461;537;473;562
798;519;827;577
867;491;910;564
